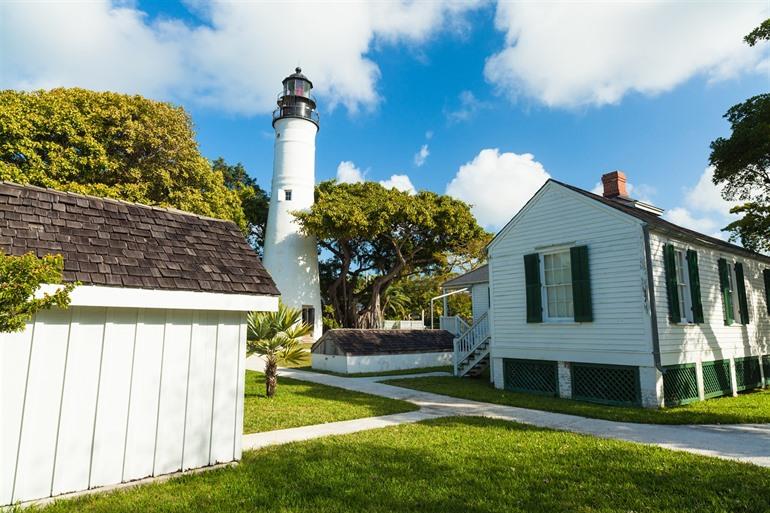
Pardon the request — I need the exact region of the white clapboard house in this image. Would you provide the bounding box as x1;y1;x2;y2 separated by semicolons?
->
448;172;769;408
0;182;279;506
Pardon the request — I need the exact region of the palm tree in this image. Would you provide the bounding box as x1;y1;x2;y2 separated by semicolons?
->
247;301;311;398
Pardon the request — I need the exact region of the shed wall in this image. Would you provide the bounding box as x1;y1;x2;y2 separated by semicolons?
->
0;306;246;506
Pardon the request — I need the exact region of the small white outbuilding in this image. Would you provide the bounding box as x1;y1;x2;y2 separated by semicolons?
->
0;183;279;506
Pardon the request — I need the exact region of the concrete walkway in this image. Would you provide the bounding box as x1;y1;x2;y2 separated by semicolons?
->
242;366;770;467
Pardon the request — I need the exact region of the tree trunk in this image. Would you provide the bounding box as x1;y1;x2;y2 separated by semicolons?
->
265;359;278;398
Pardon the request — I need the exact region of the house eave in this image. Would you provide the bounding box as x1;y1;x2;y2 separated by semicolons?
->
36;284;280;312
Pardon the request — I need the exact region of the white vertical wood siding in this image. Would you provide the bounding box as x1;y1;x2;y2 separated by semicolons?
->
487;183;654;367
649;232;770;365
471;283;489;322
0;306;246;506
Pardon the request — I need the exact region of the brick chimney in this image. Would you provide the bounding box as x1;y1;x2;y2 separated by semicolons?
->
601;171;629;199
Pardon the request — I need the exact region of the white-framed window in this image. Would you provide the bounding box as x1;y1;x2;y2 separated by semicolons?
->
673;248;693;323
540;249;573;321
284;189;293;201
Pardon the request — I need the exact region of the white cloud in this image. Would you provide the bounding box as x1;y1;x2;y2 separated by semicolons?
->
1;0;483;114
663;166;740;240
485;2;770;108
414;144;430;167
445;90;486;123
380;174;416;194
445;149;550;230
336;161;365;183
425;130;434;140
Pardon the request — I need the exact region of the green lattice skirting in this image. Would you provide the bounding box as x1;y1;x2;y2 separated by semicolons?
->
764;355;770;386
571;363;640;406
662;364;699;406
503;358;558;396
735;356;763;392
702;359;732;399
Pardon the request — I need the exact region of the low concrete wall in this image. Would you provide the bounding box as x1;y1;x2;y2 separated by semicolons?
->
312;352;452;374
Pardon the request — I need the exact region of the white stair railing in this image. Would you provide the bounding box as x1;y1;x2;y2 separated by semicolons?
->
453;312;490;375
440;315;470;336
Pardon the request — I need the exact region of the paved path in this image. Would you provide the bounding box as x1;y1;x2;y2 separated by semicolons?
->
242;366;770;467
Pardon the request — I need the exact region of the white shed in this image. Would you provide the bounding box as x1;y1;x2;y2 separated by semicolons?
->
0;183;279;506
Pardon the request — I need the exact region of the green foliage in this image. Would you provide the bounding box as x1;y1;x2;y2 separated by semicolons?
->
0;251;74;332
247;301;312;397
744;18;770;46
707;21;770;252
212;157;269;251
294;181;487;328
0;88;246;230
709;94;770;252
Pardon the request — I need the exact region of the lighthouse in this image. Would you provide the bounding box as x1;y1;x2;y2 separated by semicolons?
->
262;68;323;339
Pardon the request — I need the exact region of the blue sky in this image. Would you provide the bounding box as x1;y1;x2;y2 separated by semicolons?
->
2;1;769;235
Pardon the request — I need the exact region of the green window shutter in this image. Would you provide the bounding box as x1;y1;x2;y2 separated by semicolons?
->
734;262;750;324
663;244;680;323
686;250;704;323
718;258;733;325
524;253;542;323
570;245;592;322
764;269;770;315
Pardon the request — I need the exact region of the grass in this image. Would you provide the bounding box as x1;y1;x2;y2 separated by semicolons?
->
292;365;452;378
384;375;770;425
243;370;417;433
33;416;770;513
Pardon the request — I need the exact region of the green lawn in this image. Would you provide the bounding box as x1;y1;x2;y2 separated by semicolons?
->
34;417;770;513
293;365;452;378
384;376;770;425
243;371;417;433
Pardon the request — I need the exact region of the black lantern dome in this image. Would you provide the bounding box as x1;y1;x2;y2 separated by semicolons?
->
273;67;319;128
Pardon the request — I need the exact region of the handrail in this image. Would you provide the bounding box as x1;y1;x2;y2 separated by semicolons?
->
454;312;489;364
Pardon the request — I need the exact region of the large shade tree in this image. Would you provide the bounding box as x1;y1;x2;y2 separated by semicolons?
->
708;18;770;252
213;158;270;252
295;181;487;328
0;88;246;230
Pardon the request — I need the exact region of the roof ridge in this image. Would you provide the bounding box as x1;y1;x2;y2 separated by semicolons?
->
0;181;237;225
551;179;770;263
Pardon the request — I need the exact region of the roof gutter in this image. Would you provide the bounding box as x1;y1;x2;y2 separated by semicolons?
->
642;224;663;370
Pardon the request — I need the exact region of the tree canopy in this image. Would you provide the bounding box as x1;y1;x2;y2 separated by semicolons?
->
294;181;488;328
0;88;246;230
0;251;74;333
213;158;270;252
709;19;770;252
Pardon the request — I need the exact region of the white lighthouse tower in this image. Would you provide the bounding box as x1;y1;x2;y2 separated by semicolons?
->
262;68;322;339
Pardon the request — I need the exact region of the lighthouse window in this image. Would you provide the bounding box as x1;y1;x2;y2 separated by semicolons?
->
302;306;315;327
284;189;292;201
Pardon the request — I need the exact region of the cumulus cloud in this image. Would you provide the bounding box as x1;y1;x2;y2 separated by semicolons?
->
1;0;483;114
445;149;550;229
380;174;417;194
336;161;365;183
663;167;740;239
485;2;770;108
414;144;430;167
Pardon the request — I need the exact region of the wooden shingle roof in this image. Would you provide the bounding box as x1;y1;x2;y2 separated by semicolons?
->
0;182;279;296
312;329;454;356
442;264;489;289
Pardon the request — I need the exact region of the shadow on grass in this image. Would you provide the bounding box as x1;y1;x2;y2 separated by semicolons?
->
39;417;770;513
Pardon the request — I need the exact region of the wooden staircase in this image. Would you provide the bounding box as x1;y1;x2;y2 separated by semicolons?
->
453;313;490;378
